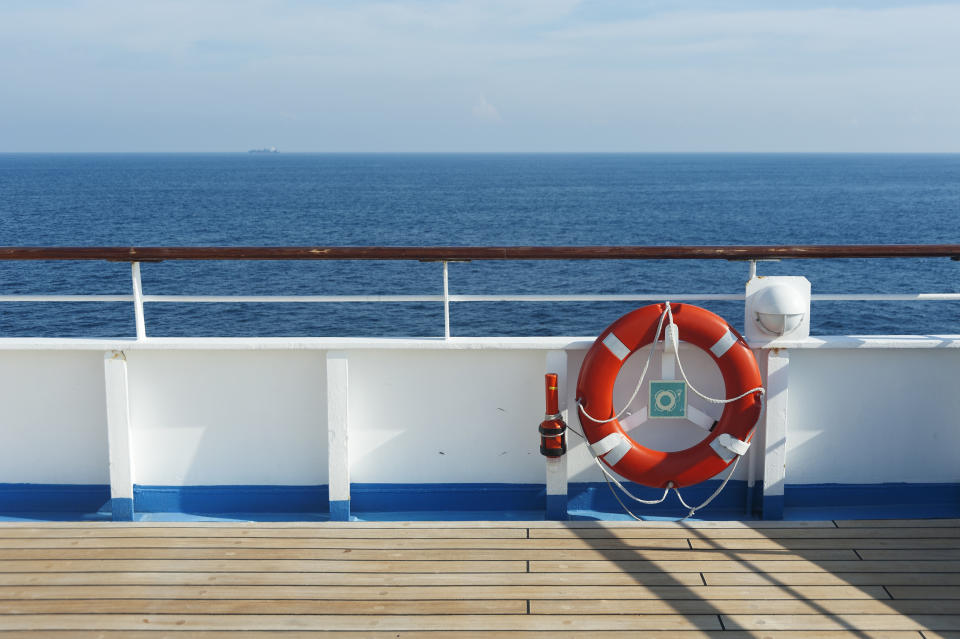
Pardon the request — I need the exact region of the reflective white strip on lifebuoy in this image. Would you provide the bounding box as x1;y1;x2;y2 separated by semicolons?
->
590;432;632;466
709;329;737;358
602;333;631;361
710;432;751;462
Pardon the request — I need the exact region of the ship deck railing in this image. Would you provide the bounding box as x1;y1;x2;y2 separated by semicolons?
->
0;244;957;339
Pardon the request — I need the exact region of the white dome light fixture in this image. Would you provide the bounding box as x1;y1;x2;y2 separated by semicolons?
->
753;284;806;336
744;276;811;344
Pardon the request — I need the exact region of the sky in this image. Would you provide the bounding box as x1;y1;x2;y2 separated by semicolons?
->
1;0;958;152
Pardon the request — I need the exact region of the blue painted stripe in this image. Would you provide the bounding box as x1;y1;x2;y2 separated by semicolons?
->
133;485;329;514
2;482;958;520
546;494;568;521
763;493;785;520
0;484;109;513
330;499;351;521
569;480;762;518
111;497;134;521
785;483;960;507
350;483;545;512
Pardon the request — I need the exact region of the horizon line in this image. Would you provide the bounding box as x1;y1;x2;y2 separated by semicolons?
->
2;150;959;155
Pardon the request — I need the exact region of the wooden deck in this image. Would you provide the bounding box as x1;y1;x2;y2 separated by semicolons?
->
0;518;957;638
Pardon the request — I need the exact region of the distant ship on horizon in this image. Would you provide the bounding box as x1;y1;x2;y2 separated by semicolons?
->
248;147;278;154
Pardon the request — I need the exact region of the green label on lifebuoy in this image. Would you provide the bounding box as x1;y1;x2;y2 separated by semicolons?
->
650;380;687;419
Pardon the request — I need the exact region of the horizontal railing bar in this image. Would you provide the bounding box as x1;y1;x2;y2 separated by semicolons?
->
449;294;745;302
812;293;960;301
0;295;134;302
0;244;957;261
2;293;957;304
141;295;443;303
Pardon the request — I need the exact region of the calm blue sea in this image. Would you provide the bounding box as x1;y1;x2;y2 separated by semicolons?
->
0;153;957;338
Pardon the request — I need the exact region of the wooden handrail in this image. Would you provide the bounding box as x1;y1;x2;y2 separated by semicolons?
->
0;245;957;262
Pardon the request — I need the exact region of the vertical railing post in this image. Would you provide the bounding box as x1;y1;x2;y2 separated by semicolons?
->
442;260;451;339
746;411;759;516
131;262;146;340
748;259;757;280
326;351;351;521
104;351;135;521
762;349;790;519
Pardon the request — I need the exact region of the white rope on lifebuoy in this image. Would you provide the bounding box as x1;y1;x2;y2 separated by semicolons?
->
664;302;765;405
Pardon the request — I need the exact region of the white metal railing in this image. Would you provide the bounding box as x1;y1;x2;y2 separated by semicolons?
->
0;260;957;340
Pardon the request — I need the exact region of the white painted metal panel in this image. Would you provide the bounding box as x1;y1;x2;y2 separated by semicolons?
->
126;351;327;485
0;351;108;484
0;337;958;493
787;349;960;484
346;350;544;483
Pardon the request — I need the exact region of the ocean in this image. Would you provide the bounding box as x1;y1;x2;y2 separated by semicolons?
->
0;153;957;338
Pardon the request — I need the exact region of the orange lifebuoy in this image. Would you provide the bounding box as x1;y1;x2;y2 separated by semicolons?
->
576;303;763;489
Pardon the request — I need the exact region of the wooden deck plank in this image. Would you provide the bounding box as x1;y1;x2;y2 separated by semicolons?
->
705;572;960;586
0;613;724;631
0;537;691;550
2;557;957;574
1;558;953;574
689;538;960;550
858;549;960;560
0;598;528;615
887;586;960;599
0;527;529;539
0;547;862;561
533;526;960;539
722;614;960;631
0;571;706;586
532;598;958;615
2;535;957;550
3;520;949;537
0;584;890;601
0;559;526;573
531;560;960;573
0;632;927;639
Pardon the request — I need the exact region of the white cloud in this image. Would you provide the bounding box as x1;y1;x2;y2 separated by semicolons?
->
472;96;501;123
0;1;957;150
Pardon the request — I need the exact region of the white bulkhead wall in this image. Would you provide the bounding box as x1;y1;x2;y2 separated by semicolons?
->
786;348;960;484
0;351;109;484
346;349;545;484
125;350;328;486
0;339;958;491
